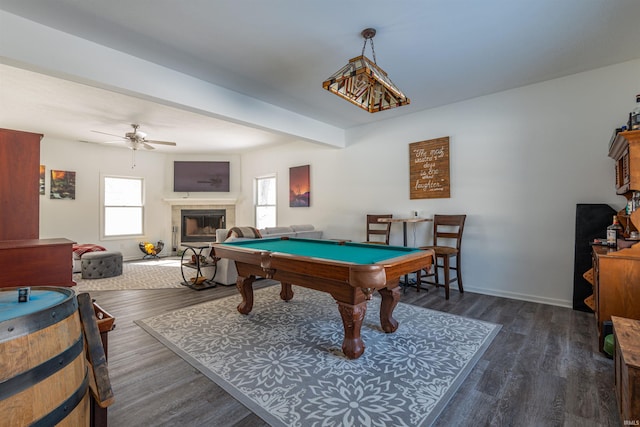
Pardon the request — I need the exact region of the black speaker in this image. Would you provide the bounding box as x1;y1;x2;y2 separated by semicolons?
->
573;203;616;312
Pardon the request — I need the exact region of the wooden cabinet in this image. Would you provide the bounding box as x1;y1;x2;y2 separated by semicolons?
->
0;128;42;240
587;131;640;353
610;130;640;235
612;316;640;424
609;130;640;195
0;238;76;288
592;245;640;351
0;128;75;288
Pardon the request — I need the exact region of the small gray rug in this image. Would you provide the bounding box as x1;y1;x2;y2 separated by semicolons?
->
74;257;191;291
137;285;500;427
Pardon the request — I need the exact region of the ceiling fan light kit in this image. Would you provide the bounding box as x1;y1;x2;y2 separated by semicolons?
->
322;28;410;113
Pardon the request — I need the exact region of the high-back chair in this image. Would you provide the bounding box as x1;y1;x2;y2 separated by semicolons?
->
416;214;466;299
364;214;392;245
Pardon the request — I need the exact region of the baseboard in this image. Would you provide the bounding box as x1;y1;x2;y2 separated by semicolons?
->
461;286;573;309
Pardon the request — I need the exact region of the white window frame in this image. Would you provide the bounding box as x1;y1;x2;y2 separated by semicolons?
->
100;174;145;239
255;174;277;229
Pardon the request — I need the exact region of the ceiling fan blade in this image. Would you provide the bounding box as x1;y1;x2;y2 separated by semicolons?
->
79;139;124;145
91;130;126;138
141;142;156;150
146;139;177;146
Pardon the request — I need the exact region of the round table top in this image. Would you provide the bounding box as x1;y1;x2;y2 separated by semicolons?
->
0;289;70;322
377;217;432;223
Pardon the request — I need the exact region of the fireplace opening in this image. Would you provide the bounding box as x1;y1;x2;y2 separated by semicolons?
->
181;209;226;243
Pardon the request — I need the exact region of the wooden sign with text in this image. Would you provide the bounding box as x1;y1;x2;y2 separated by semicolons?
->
409;137;450;199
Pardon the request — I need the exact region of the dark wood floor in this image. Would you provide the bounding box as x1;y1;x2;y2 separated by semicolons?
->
87;283;621;427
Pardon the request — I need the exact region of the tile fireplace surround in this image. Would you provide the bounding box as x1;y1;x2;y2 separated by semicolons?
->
169;201;236;252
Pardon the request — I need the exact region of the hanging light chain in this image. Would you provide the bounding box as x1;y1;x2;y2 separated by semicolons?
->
360;28;377;64
370;37;376;64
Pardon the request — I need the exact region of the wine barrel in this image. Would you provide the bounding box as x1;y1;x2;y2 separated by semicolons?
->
0;287;89;427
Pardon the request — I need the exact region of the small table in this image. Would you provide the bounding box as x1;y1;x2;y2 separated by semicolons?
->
212;237;433;359
377;217;432;247
180;244;217;290
377;217;433;289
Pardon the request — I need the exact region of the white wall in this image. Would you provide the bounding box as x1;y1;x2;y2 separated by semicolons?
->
238;59;640;307
39;139;169;260
39;138;240;260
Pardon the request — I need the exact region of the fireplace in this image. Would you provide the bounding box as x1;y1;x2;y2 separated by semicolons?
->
181;209;226;243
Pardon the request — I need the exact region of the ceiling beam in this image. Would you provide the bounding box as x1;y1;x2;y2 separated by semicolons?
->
0;10;345;148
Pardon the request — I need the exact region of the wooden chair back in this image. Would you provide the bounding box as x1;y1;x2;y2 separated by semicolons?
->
366;214;392;245
432;214;466;250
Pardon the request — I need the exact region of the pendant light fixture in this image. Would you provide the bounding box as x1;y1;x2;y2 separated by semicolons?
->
322;28;410;113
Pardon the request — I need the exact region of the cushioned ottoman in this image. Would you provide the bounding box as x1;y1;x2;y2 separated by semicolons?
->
81;251;123;279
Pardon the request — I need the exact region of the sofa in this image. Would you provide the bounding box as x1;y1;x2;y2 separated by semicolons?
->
259;224;323;240
210;224;323;285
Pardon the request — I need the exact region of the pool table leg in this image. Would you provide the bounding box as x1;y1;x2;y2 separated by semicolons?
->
236;275;256;315
378;286;400;333
337;301;367;359
280;282;294;301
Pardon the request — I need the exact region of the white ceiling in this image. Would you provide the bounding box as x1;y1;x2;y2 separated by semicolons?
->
1;0;639;153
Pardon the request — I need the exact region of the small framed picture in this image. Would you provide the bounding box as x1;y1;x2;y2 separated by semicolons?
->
50;170;76;200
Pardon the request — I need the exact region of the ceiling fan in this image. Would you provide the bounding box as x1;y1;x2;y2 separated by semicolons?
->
91;124;177;150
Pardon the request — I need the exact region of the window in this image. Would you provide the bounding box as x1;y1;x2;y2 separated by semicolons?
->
255;175;276;229
102;176;144;238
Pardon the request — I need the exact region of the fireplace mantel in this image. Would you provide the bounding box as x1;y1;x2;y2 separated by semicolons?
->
163;198;237;206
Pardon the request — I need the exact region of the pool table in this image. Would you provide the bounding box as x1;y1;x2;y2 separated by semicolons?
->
212;237;434;359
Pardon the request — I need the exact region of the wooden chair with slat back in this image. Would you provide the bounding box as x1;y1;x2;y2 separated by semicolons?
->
416;214;466;299
364;214;392;245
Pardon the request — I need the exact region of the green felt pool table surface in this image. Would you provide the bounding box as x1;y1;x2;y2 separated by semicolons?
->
220;237;423;264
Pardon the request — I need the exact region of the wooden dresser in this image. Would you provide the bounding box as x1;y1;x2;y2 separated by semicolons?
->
612;316;640;424
0;238;75;288
0;128;75;288
592;244;640;351
585;130;640;350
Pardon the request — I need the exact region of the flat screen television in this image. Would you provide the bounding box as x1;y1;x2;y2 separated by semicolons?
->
173;161;230;192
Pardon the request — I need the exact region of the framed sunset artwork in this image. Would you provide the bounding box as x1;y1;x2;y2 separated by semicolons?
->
289;165;310;207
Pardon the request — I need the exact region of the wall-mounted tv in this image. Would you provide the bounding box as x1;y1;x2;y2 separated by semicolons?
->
173;161;230;192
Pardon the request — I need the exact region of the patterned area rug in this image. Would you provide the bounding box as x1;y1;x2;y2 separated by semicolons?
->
74;257;191;291
137;285;501;426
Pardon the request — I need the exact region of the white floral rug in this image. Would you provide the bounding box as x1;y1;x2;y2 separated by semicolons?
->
74;257;192;291
136;285;500;427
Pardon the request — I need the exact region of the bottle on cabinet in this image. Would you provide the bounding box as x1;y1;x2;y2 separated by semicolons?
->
607;215;623;246
624;192;640;216
632;94;640;131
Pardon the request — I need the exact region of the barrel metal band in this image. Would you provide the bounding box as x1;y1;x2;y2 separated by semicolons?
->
0;332;84;400
30;368;89;427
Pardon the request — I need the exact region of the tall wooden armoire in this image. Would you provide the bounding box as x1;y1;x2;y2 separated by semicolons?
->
0;128;42;239
0;128;75;287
